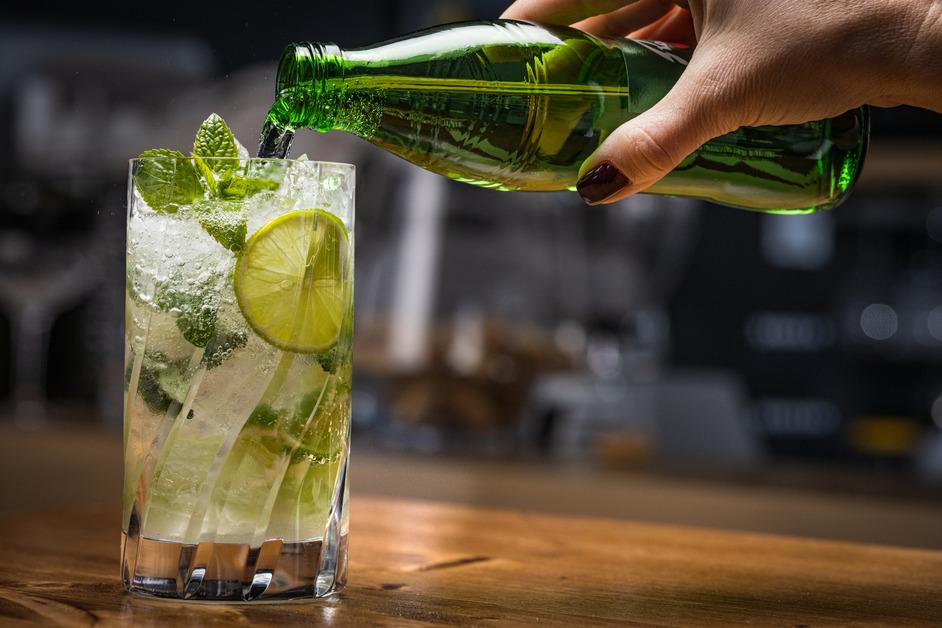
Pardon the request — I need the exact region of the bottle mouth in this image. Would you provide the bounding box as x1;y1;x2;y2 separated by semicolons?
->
274;42;342;130
276;42;336;94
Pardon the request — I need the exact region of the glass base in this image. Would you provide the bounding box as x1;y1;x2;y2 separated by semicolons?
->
120;531;348;601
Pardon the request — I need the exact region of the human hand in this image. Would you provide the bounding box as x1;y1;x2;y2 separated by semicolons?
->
502;0;942;205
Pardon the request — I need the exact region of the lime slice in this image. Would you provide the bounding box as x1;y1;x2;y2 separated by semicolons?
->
235;209;350;353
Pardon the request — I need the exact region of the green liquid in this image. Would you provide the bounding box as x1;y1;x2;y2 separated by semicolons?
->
262;20;869;213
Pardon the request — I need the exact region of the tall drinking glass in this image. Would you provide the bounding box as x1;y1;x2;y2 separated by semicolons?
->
121;157;354;601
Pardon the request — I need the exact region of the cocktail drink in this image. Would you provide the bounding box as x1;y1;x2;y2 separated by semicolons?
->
121;115;354;601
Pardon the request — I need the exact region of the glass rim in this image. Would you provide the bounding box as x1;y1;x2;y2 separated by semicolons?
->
128;156;355;169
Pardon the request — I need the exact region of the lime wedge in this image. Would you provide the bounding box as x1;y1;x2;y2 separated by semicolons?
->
234;209;350;353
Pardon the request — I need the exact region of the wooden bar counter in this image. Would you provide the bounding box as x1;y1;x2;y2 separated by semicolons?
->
1;497;940;626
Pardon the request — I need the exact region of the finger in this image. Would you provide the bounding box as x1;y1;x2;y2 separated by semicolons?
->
572;0;676;38
575;56;738;205
501;0;639;24
629;6;695;43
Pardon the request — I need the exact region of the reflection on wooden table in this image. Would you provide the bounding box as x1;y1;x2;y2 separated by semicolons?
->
2;423;942;550
2;497;942;625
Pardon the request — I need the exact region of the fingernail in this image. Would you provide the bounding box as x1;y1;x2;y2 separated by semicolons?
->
577;162;630;205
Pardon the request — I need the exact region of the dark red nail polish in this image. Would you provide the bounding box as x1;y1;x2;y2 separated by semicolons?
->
576;162;630;205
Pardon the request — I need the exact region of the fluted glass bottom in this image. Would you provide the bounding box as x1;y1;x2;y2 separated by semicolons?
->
120;530;348;601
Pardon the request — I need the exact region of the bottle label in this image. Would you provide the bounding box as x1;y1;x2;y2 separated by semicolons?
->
632;40;691;66
615;39;691;111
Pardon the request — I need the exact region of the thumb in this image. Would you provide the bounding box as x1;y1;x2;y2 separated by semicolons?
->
576;56;736;205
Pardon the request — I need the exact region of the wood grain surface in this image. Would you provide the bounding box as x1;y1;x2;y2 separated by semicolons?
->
0;497;940;626
5;423;942;550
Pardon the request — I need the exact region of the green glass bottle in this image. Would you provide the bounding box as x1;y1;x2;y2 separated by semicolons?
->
261;20;869;213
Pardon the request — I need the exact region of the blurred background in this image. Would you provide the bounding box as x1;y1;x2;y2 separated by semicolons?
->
2;0;942;548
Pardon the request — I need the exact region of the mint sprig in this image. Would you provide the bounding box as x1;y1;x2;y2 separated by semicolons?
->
191;113;279;203
133;113;280;224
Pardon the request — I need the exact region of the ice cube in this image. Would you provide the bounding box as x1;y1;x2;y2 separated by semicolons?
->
126;298;193;363
244;191;291;237
189;331;281;431
317;162;355;226
127;205;235;303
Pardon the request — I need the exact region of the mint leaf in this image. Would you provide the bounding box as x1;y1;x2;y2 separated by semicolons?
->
155;278;220;348
200;214;246;252
315;346;338;374
246;404;281;430
192;114;239;196
157;361;192;404
135;149;202;213
193;155;218;195
179;307;217;348
316;303;353;374
153;275;246;366
192;113;239;175
195;200;247;252
138;369;173;413
180;307;216;348
288;374;348;457
203;328;248;369
132;354;173;414
134;352;194;415
219;174;279;198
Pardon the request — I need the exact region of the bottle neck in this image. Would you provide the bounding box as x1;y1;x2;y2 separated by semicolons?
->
273;42;345;132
